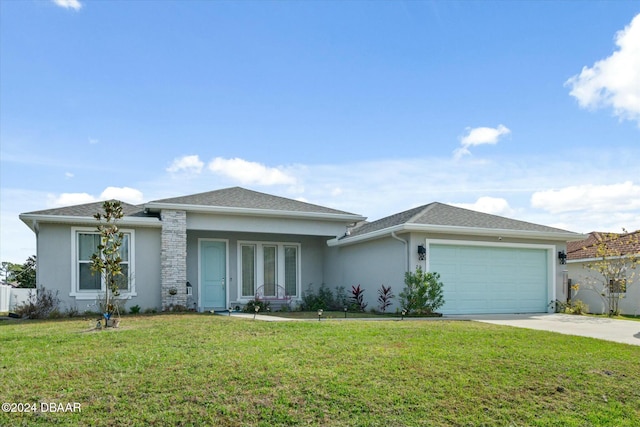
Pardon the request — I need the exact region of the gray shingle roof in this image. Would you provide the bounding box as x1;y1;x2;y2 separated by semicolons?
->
347;202;573;238
148;187;357;216
22;200;150;218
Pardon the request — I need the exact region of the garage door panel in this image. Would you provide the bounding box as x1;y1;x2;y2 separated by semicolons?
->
430;244;548;315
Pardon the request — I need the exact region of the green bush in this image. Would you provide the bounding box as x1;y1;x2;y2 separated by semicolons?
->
334;286;348;309
550;299;589;315
399;267;445;314
301;283;336;311
129;304;141;314
65;304;80;318
243;299;271;313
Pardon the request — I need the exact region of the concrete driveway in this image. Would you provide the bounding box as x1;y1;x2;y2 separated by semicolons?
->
458;313;640;346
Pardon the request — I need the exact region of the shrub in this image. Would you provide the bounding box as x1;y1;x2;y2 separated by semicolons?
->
334;286;348;309
243;299;271;313
377;284;395;313
129;304;141;314
550;299;589;315
399;267;445;314
301;283;336;311
65;304;80;318
350;285;368;312
13;286;61;319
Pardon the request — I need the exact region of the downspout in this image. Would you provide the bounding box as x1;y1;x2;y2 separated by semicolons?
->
390;231;409;272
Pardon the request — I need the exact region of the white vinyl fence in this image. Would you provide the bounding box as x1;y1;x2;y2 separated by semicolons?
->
0;284;36;313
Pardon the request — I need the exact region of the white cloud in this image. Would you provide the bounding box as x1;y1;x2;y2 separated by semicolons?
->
454;124;511;159
208;157;296;186
167;155;204;174
451;197;515;217
49;187;144;207
565;13;640;125
52;0;82;11
530;181;640;214
88;138;99;145
100;187;144;204
65;172;74;179
51;192;96;207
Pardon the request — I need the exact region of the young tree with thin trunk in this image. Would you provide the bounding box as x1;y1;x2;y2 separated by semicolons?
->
90;201;125;327
577;230;639;316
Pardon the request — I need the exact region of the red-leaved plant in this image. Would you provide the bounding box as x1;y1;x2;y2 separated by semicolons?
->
350;284;368;312
377;284;394;313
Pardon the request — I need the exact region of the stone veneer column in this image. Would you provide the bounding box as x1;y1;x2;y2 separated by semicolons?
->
161;210;187;310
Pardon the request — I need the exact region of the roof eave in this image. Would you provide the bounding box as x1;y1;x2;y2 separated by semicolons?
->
567;253;640;263
19;213;161;232
144;202;366;222
328;223;586;247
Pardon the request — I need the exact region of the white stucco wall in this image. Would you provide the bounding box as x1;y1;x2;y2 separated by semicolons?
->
567;262;640;315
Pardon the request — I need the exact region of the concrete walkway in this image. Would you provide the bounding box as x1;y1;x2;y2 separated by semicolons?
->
225;312;296;322
456;313;640;346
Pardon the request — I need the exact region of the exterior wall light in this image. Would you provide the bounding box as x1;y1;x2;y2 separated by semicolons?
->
317;309;323;321
558;250;567;265
418;245;426;261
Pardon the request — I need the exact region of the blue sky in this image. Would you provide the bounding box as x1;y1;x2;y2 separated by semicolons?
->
1;0;639;263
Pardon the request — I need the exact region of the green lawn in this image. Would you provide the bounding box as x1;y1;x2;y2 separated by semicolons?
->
1;314;639;427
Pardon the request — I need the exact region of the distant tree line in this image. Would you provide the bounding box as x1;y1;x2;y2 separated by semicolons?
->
1;255;36;288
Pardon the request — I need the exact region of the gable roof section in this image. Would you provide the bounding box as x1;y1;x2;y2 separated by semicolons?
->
332;202;583;246
145;187;365;221
20;201;160;231
23;201;147;218
567;231;640;261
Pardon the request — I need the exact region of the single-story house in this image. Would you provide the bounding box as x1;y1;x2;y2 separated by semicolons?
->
567;231;640;315
20;186;584;315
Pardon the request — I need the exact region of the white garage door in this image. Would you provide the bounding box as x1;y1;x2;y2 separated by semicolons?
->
429;244;549;315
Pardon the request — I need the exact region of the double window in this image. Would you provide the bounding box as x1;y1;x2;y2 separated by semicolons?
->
72;228;135;298
239;242;299;298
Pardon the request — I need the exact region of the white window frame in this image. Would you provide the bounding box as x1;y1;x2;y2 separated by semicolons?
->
70;227;136;300
237;241;301;301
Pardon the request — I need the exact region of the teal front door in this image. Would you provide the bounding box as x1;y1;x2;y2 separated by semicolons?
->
200;240;227;310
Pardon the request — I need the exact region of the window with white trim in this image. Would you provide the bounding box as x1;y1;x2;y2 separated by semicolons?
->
238;242;300;298
241;244;256;297
72;228;135;297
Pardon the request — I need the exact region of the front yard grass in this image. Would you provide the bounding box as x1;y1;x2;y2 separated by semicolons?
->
1;314;639;426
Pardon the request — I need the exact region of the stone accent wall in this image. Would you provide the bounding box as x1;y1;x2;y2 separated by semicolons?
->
160;210;187;310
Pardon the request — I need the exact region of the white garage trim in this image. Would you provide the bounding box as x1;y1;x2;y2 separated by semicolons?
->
425;239;556;314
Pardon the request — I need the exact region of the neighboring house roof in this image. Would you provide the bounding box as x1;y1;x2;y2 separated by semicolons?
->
567;230;640;261
145;187;365;221
331;202;583;246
